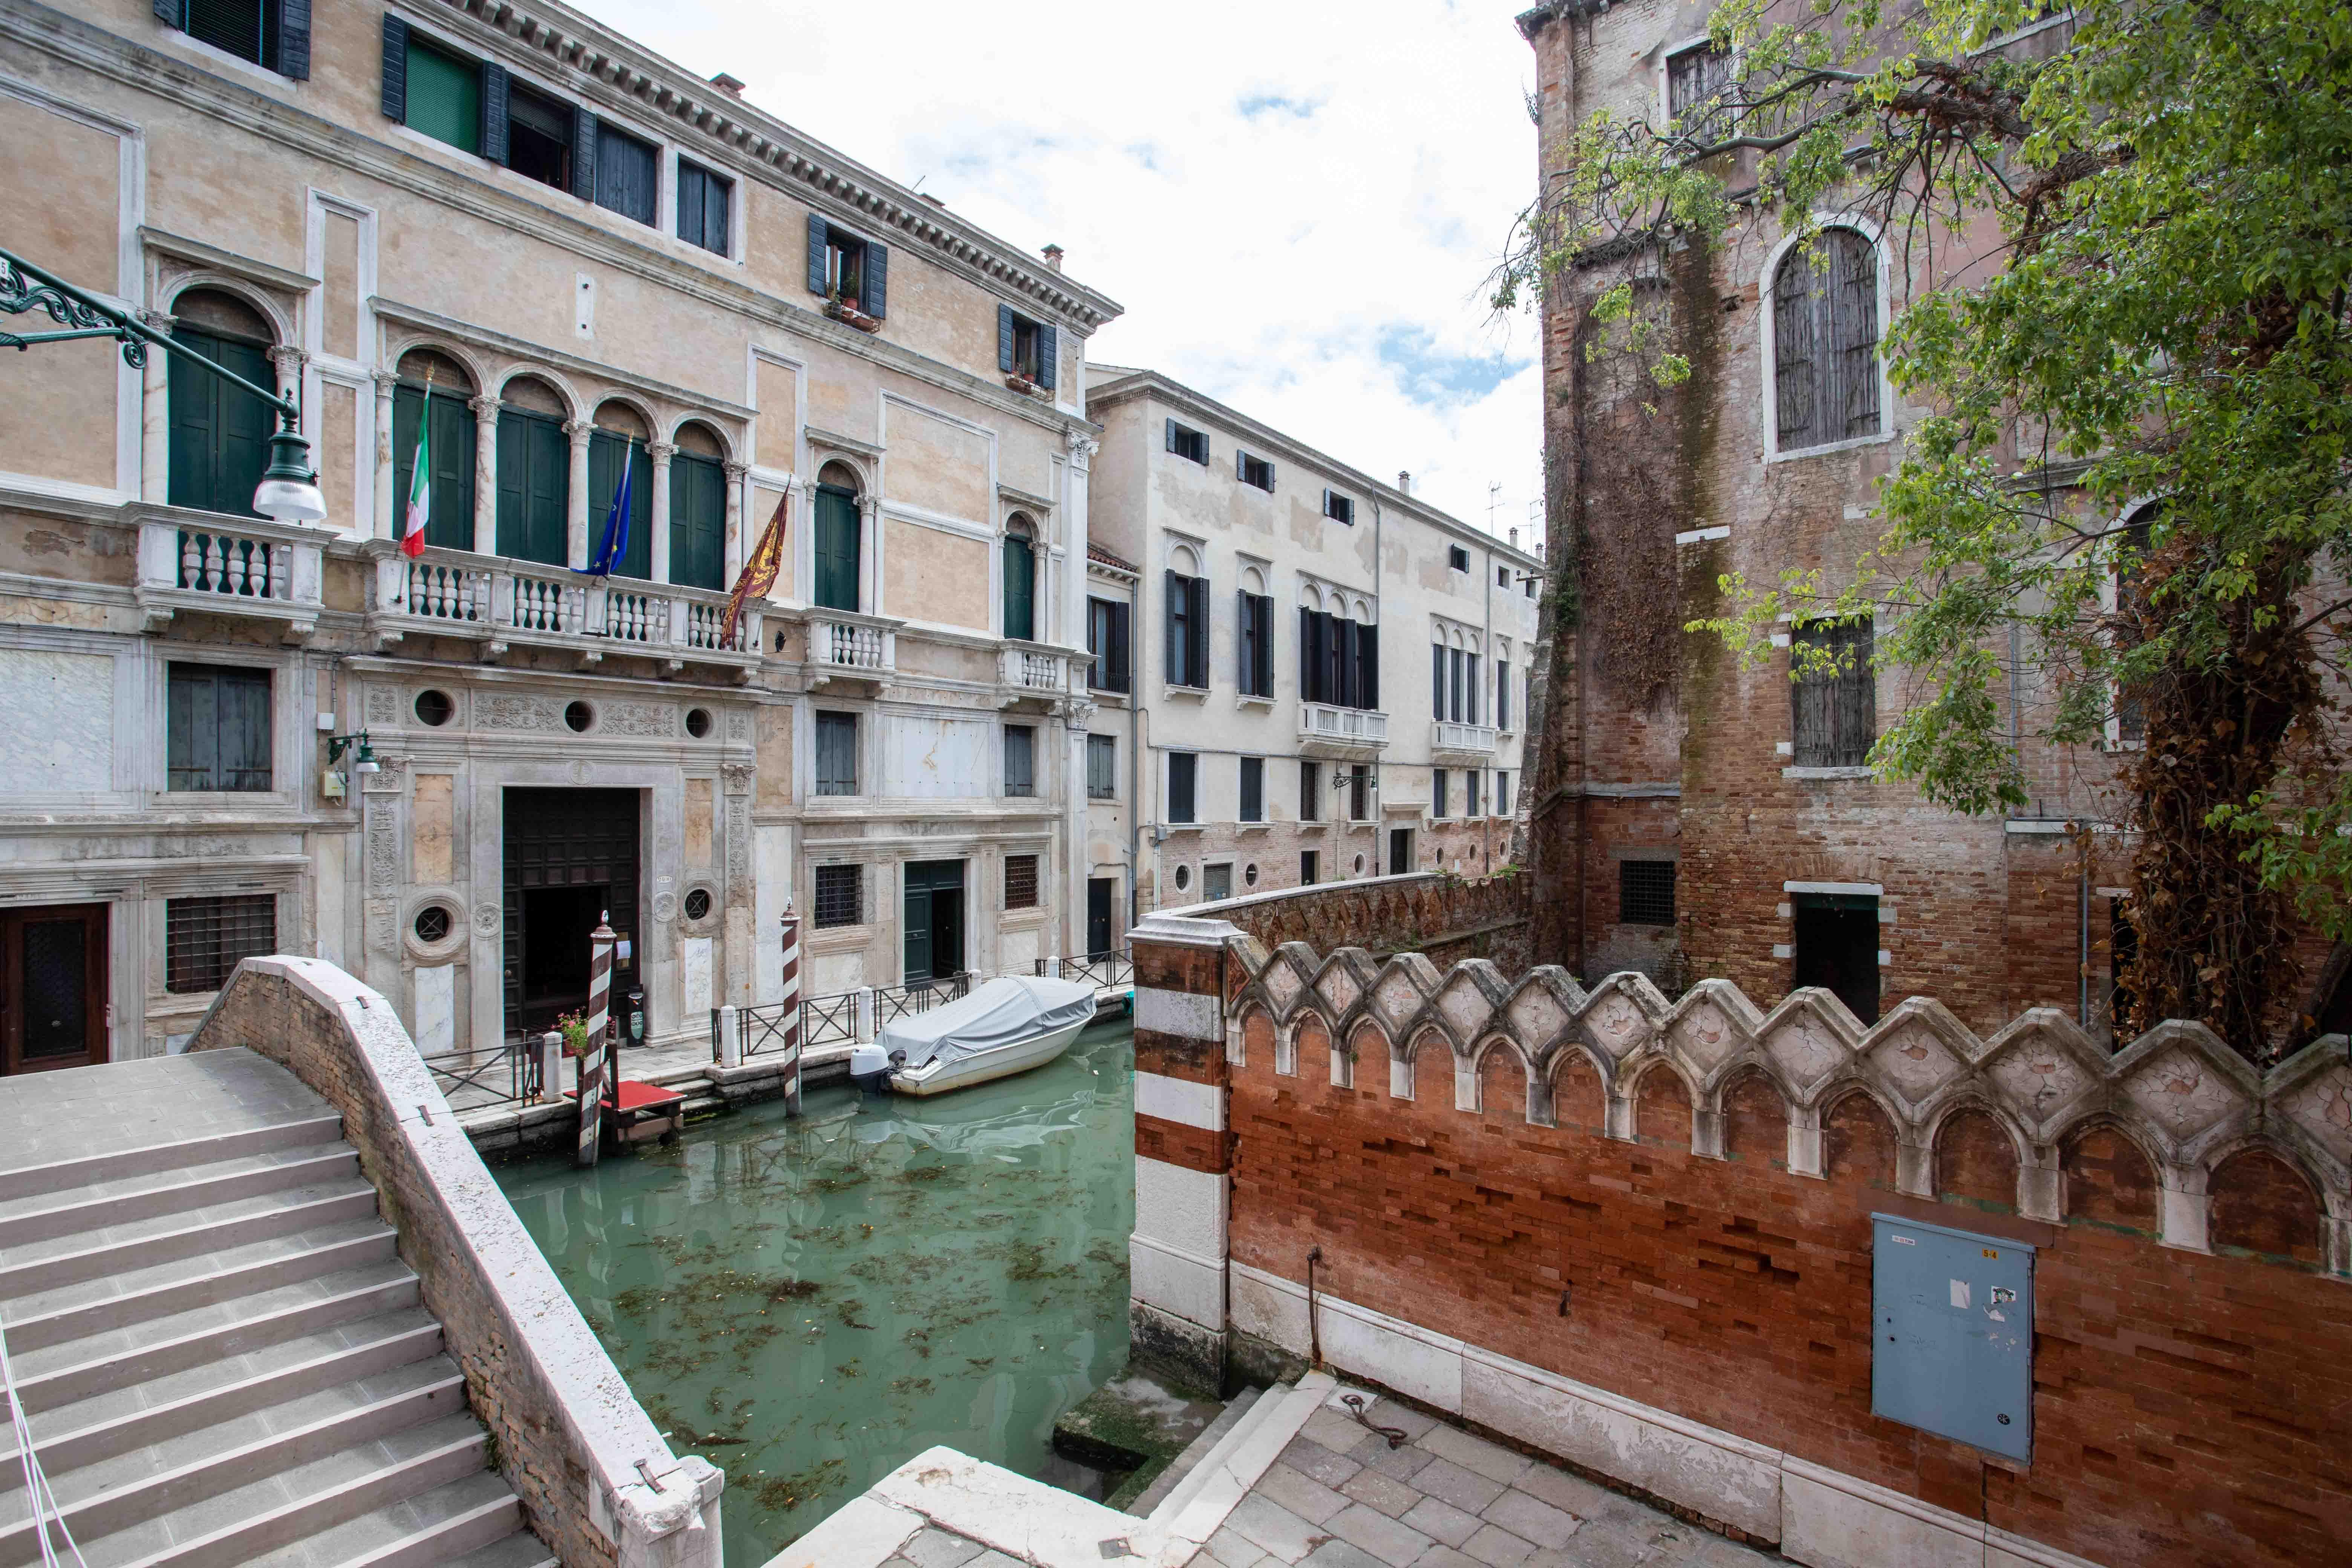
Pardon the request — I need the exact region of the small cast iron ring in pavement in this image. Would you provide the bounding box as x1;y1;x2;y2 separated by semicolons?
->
1340;1392;1408;1450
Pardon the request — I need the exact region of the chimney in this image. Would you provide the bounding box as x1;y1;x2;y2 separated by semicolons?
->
1397;471;1412;495
1509;526;1519;548
709;73;745;97
1042;244;1065;273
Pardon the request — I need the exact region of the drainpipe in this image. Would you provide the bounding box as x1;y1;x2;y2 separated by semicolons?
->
2078;823;2092;1028
1369;493;1386;864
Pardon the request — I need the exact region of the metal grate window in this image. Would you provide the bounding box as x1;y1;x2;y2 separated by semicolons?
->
165;894;276;994
1004;854;1040;911
814;864;863;929
1618;861;1677;926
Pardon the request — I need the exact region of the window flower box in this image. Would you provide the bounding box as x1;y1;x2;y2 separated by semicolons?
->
824;296;882;333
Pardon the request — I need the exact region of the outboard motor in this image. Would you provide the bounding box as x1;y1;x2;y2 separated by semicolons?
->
849;1043;891;1093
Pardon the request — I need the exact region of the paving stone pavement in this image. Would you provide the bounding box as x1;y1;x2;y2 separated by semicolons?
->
1185;1392;1778;1568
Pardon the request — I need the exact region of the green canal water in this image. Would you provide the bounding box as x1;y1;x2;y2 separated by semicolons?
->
494;1015;1135;1565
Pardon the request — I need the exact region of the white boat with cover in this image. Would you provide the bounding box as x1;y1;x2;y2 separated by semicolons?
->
849;975;1098;1096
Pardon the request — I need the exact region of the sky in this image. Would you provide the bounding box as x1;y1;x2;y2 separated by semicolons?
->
576;0;1547;543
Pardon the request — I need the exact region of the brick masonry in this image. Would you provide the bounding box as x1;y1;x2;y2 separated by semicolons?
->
189;957;723;1568
1131;916;2352;1566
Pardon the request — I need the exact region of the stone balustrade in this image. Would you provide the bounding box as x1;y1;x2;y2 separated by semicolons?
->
366;541;760;677
133;507;329;641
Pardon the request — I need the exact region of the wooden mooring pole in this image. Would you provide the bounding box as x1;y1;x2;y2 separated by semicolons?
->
577;911;616;1167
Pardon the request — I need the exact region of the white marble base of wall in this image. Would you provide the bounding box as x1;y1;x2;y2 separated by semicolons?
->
1222;1261;2110;1568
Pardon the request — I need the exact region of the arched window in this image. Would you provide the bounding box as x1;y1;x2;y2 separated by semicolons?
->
812;459;862;612
1772;228;1880;453
168;289;277;518
587;400;652;580
392;349;476;553
1003;515;1037;641
495;375;570;566
668;421;727;591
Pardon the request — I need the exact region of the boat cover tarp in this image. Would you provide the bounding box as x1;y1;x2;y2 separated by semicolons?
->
879;975;1098;1070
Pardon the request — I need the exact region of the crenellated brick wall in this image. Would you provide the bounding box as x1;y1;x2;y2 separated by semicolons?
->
1127;911;2352;1568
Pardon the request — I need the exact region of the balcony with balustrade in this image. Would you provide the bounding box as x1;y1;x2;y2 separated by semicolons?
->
1297;702;1389;759
133;509;331;642
998;643;1070;707
1432;720;1499;762
363;542;762;679
802;609;899;687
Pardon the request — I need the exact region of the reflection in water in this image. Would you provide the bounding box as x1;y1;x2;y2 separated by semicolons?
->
496;1017;1135;1563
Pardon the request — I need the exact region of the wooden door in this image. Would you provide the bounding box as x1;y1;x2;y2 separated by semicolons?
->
812;486;861;611
1;905;107;1074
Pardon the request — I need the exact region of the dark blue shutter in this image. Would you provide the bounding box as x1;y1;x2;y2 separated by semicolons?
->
278;0;310;79
571;106;598;200
379;15;407;119
1358;623;1379;710
1301;607;1318;702
807;212;829;294
1258;598;1276;697
1432;645;1445;719
155;0;179;23
998;305;1016;374
1108;602;1131;692
480;64;509;164
1037;324;1058;390
1188;577;1210;692
1165;417;1178;453
861;242;887;318
1164;571;1185;683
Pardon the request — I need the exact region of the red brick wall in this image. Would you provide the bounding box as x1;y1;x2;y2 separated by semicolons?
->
1225;1031;2351;1565
1194;872;1533;977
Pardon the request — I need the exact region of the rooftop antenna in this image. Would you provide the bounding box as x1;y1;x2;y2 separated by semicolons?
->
1487;481;1503;536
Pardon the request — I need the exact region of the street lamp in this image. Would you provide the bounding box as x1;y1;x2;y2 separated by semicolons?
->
3;246;326;524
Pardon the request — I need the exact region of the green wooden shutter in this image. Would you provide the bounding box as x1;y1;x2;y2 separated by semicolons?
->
496;409;568;566
586;433;652;580
167;665;215;791
668;452;726;590
861;242;887;318
571;105;599;201
393;388;476;551
813;486;860;611
1003;534;1035;641
1187;577;1210;692
168;326;272;518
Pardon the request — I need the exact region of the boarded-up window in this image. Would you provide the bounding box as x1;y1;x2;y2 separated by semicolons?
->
1004;725;1035;798
165;893;276;993
815;712;858;796
1004;854;1040;911
1791;619;1875;767
1666;41;1732;137
814;864;862;928
1167;752;1196;823
1087;734;1116;799
168;663;272;792
1773;229;1881;452
594;121;658;226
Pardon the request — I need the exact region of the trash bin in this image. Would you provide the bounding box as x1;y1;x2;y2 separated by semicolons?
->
626;986;646;1046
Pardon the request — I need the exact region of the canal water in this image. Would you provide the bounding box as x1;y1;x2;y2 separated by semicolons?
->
495;1014;1135;1565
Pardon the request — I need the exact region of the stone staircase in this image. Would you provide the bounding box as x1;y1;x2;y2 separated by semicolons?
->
0;1050;550;1568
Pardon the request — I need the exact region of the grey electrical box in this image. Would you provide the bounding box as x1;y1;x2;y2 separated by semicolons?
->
1871;1213;2034;1462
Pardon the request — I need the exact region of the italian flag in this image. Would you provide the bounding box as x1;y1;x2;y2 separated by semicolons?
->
400;411;431;558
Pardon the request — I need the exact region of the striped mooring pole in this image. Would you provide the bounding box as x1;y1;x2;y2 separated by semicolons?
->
779;901;803;1115
576;910;616;1168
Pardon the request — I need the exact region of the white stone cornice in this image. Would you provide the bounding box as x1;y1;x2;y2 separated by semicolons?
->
0;10;1099;438
429;0;1121;331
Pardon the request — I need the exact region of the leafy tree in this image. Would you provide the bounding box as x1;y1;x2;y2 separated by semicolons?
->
1500;0;2352;1057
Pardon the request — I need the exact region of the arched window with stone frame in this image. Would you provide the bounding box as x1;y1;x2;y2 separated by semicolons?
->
1003;513;1039;642
167;288;280;518
1771;227;1882;454
668;421;729;591
391;348;476;553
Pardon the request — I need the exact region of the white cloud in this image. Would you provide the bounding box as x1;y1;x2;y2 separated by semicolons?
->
577;0;1546;542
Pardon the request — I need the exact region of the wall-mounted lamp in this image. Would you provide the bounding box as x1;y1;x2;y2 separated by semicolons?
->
325;731;380;774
